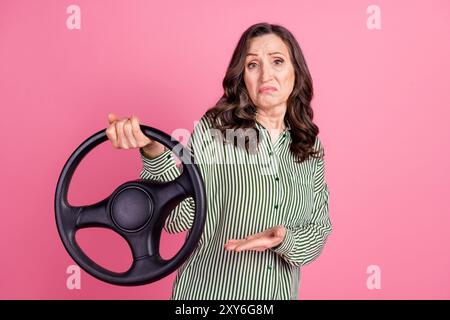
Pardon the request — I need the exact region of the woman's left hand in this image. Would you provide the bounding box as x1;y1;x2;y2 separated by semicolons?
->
224;225;286;252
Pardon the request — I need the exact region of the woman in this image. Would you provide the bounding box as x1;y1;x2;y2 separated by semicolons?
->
106;22;332;300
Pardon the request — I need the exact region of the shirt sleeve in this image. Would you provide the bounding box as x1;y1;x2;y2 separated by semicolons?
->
139;115;213;234
271;137;333;267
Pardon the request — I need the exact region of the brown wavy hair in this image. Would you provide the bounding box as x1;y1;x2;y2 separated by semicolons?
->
204;22;323;163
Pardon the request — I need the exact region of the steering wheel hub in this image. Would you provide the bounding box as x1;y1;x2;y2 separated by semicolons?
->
110;187;153;232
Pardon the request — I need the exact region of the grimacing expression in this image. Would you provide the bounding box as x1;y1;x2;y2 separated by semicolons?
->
244;34;296;110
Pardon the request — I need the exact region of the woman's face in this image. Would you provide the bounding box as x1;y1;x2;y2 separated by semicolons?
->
244;34;296;111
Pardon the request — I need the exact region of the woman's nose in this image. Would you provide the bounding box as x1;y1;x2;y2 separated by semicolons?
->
260;62;273;82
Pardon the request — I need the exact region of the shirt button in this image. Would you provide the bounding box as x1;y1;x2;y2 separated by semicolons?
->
268;265;272;270
269;151;273;156
275;177;279;181
274;204;279;209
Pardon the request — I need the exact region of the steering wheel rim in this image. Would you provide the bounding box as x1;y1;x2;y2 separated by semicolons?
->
54;125;206;286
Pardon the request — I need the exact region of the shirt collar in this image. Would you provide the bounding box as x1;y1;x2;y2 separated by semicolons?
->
255;119;291;132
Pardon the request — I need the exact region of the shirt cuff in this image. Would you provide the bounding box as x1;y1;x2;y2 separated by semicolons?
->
139;147;176;176
271;227;296;257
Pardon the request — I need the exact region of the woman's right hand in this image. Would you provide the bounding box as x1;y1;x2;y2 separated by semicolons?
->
106;113;166;158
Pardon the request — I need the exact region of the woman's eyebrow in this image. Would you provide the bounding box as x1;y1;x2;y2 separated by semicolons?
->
246;51;285;57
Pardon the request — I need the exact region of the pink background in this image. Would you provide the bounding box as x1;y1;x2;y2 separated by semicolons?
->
1;0;449;299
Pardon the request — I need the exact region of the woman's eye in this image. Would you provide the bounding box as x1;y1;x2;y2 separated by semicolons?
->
247;59;284;69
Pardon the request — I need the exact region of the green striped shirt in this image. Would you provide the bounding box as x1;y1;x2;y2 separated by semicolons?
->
139;114;332;300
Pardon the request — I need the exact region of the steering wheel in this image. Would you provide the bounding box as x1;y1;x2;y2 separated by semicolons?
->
54;125;206;286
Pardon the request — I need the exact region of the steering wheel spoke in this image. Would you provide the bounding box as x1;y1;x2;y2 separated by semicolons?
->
73;198;114;230
147;175;192;222
123;230;161;260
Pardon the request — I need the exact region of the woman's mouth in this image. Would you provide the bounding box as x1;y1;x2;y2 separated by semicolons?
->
259;86;277;93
